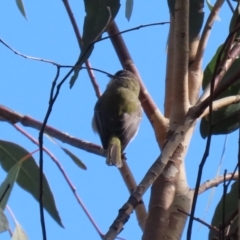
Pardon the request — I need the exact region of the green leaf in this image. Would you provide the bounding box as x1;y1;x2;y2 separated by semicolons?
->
15;0;27;19
0;160;22;209
209;180;238;239
61;147;87;170
11;221;28;240
0;208;9;233
69;0;120;88
45;135;87;170
0;140;63;227
125;0;133;21
200;44;240;138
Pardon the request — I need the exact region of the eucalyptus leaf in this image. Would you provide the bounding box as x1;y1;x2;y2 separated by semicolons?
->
15;0;27;19
70;0;120;88
125;0;133;21
200;44;240;138
0;140;63;227
209;180;238;239
0;208;9;233
0;160;21;209
12;221;28;240
61;147;87;170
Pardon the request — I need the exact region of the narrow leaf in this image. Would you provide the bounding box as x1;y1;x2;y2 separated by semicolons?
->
0;161;22;209
201;44;240;137
61;147;87;170
69;0;120;88
209;180;238;239
0;140;63;227
11;221;28;240
0;208;9;233
125;0;133;21
15;0;27;19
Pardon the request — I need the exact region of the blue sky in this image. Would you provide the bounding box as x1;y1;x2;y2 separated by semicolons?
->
0;1;238;239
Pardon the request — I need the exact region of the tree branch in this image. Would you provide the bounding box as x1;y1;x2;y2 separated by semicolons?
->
164;16;175;118
0;105;105;156
200;95;240;118
170;0;190;131
198;173;238;194
193;0;225;70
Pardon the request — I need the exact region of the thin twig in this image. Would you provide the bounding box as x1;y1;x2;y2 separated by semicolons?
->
226;0;234;13
178;208;219;233
198;173;238;194
39;68;61;240
221;170;228;240
200;95;240;118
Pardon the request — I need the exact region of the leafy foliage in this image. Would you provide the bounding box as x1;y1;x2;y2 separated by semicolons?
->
69;0;120;87
0;140;63;227
200;45;240;138
209;181;238;240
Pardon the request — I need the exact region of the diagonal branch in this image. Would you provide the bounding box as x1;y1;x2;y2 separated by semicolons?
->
0;104;105;156
107;20;168;148
197;173;238;194
200;95;240;118
193;0;225;71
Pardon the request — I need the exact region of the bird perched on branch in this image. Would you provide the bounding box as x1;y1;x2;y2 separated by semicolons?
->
92;70;142;168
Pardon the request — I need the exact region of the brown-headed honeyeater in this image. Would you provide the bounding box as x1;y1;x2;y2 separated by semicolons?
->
92;70;142;168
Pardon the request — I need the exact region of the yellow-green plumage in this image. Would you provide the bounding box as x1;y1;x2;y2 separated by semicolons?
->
92;70;142;168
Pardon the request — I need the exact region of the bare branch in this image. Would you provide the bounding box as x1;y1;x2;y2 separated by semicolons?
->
170;0;190;131
198;173;238;195
200;95;240;118
178;208;219;233
0;38;61;66
0;104;105;156
193;0;225;71
164;16;175;118
119;162;147;231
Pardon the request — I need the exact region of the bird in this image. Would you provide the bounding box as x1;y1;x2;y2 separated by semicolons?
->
92;70;142;168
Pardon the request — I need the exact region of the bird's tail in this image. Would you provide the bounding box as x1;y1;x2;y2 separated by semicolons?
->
107;137;122;168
